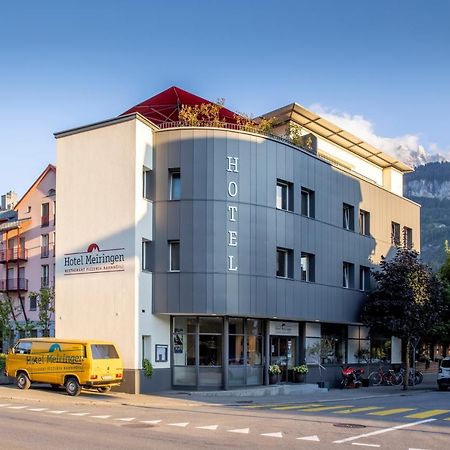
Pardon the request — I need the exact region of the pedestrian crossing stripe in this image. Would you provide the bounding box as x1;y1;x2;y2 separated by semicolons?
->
335;406;383;414
272;404;322;410
297;405;353;412
368;408;416;416
405;410;450;419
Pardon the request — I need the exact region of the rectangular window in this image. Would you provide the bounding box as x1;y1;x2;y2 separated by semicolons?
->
300;252;315;282
359;210;370;236
391;222;401;246
343;203;354;231
53;201;56;226
41;264;49;288
170;169;181;200
359;266;370;291
143;167;152;200
142;239;152;272
169;240;180;271
29;295;37;311
276;179;293;211
404;226;413;249
41;234;49;258
301;187;315;218
343;262;354;289
276;247;293;278
41;203;49;227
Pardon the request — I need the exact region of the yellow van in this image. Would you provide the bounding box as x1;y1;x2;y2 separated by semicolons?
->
5;338;123;396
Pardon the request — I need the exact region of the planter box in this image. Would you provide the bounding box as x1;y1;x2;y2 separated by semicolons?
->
269;374;279;385
293;372;305;383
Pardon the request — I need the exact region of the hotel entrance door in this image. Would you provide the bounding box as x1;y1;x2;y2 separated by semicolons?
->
270;336;296;382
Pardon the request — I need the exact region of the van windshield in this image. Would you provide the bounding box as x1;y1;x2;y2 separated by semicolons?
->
91;344;119;359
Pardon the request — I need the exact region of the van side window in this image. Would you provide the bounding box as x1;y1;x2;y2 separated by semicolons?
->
15;341;32;354
91;344;119;359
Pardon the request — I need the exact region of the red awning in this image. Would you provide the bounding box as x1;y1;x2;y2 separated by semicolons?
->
121;86;239;125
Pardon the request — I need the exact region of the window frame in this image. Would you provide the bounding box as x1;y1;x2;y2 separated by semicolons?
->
391;222;401;246
343;261;354;289
169;169;181;201
301;187;315;218
169;240;180;272
359;209;370;236
343;203;354;231
142;239;152;272
300;252;315;282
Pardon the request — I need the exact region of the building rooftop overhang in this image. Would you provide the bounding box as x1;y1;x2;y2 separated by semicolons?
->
0;218;30;233
260;103;413;173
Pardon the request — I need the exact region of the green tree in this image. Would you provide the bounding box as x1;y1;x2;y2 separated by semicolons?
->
433;241;450;342
361;247;444;389
29;288;55;337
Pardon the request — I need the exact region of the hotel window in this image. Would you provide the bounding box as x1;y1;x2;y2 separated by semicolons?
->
41;265;49;288
343;203;354;231
142;239;152;272
300;252;315;282
359;266;370;291
169;240;180;271
143;166;152;200
41;203;49;227
276;179;293;211
343;262;354;289
301;187;315;218
29;295;37;311
53;201;56;225
277;247;293;278
169;169;181;200
41;234;49;258
391;222;401;246
404;226;413;249
359;210;370;236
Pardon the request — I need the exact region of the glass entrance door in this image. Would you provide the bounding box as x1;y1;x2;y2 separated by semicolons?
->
270;336;296;382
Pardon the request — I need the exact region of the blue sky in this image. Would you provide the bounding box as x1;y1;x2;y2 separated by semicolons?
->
1;0;449;197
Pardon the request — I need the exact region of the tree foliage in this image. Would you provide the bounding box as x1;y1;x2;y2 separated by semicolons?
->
434;241;450;341
30;288;55;337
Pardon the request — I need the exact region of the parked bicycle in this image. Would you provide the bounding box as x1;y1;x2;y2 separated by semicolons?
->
395;367;423;386
368;366;402;386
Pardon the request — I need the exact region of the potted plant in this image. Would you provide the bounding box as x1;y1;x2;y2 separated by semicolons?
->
268;364;281;384
293;364;308;383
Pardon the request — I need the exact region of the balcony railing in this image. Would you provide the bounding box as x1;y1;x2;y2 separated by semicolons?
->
0;247;28;263
0;278;29;292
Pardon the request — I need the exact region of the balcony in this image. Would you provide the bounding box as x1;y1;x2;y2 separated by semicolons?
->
0;278;29;292
0;247;28;264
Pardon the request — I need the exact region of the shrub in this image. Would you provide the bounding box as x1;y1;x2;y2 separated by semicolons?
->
143;358;153;378
293;364;309;374
268;364;281;375
0;353;6;371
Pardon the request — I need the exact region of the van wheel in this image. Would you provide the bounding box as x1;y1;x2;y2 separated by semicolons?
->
65;377;81;396
97;386;111;393
16;372;31;390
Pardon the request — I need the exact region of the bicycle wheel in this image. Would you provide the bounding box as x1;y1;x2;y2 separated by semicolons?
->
368;371;382;385
392;373;403;386
415;371;424;385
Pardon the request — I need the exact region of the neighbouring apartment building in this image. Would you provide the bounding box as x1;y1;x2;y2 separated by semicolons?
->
54;87;420;393
0;165;56;351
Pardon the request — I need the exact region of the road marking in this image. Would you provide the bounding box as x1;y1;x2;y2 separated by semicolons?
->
352;444;380;448
47;410;67;414
140;420;162;424
168;422;189;427
227;428;250;434
196;425;219;430
0;404;11;407
405;409;450;419
298;405;352;412
28;408;48;412
368;408;415;416
116;417;135;422
70;413;90;416
272;403;322;410
261;432;283;438
8;405;27;409
333;418;436;444
335;407;382;414
241;404;286;409
91;415;111;419
297;435;320;441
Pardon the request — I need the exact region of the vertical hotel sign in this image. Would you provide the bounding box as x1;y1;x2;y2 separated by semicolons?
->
227;156;238;271
63;243;125;275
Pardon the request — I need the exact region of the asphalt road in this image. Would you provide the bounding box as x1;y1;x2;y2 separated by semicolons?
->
0;384;449;449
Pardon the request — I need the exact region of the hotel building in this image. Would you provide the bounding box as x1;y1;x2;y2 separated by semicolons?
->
54;87;419;393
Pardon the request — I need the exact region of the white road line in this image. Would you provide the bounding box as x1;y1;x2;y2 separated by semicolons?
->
8;406;27;409
261;432;283;438
140;420;162;424
196;425;219;430
333;419;436;444
168;422;189;427
352;444;380;448
227;428;250;434
409;448;430;450
28;408;48;412
91;415;111;419
69;413;90;416
0;404;11;407
47;410;67;414
116;418;135;422
297;435;320;442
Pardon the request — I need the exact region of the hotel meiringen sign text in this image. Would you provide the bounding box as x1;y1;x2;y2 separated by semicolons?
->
63;243;125;275
227;156;238;271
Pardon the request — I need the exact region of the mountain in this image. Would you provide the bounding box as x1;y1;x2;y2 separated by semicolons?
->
404;162;450;270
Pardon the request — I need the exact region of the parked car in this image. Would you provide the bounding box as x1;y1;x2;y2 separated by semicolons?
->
437;357;450;391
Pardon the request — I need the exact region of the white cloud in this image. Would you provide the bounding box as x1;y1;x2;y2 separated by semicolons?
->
309;103;447;167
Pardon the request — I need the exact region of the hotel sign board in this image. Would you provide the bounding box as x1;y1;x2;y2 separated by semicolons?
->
63;243;125;275
269;321;299;336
